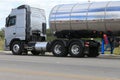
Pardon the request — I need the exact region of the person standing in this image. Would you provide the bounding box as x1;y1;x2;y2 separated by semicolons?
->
107;31;114;54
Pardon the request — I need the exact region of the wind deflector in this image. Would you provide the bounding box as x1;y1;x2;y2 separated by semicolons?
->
17;5;29;9
17;5;31;41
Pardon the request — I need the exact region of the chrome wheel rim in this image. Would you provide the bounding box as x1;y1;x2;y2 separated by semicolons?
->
13;44;20;53
71;45;80;55
54;44;62;54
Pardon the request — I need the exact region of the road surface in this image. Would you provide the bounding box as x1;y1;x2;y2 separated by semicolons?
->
0;51;120;80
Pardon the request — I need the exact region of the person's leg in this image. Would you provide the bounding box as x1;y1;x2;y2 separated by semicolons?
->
110;43;114;54
105;44;110;51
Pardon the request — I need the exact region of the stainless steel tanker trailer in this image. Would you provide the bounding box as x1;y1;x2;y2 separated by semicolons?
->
4;1;120;57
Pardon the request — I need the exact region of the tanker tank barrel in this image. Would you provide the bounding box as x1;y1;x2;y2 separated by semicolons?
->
49;1;120;38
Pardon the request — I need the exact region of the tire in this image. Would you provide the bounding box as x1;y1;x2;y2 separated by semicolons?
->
11;41;23;55
31;51;40;55
69;41;84;57
52;41;68;57
87;47;99;57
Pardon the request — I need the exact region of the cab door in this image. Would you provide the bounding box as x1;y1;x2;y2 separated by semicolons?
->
5;16;16;47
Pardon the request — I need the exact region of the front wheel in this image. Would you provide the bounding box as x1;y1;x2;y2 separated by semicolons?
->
69;41;84;57
11;41;23;55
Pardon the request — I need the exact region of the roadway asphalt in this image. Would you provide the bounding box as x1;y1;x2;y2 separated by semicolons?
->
0;51;120;80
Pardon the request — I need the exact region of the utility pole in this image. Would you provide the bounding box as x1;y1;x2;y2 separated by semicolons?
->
88;0;90;2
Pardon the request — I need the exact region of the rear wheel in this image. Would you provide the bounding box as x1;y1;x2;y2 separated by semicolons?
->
69;41;84;57
52;41;68;57
11;41;23;55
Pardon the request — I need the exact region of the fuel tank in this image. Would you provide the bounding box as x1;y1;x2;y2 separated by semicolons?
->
49;1;120;38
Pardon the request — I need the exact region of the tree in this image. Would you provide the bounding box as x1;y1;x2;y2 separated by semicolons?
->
0;28;5;39
46;28;56;41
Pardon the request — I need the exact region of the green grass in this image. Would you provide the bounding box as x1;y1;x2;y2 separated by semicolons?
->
114;47;120;55
0;39;4;51
104;47;120;55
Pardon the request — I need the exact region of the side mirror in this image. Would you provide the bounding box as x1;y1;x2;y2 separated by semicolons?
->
42;23;46;34
5;17;9;27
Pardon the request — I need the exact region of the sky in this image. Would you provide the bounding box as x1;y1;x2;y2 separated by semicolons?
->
0;0;120;29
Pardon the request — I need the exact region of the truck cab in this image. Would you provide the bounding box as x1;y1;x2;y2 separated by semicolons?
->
5;5;46;54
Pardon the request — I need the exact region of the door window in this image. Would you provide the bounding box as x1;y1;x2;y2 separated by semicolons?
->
6;16;16;27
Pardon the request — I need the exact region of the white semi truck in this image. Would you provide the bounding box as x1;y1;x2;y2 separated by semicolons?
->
5;1;120;57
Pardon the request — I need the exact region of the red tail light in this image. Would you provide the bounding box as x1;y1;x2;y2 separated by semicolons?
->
85;42;89;47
